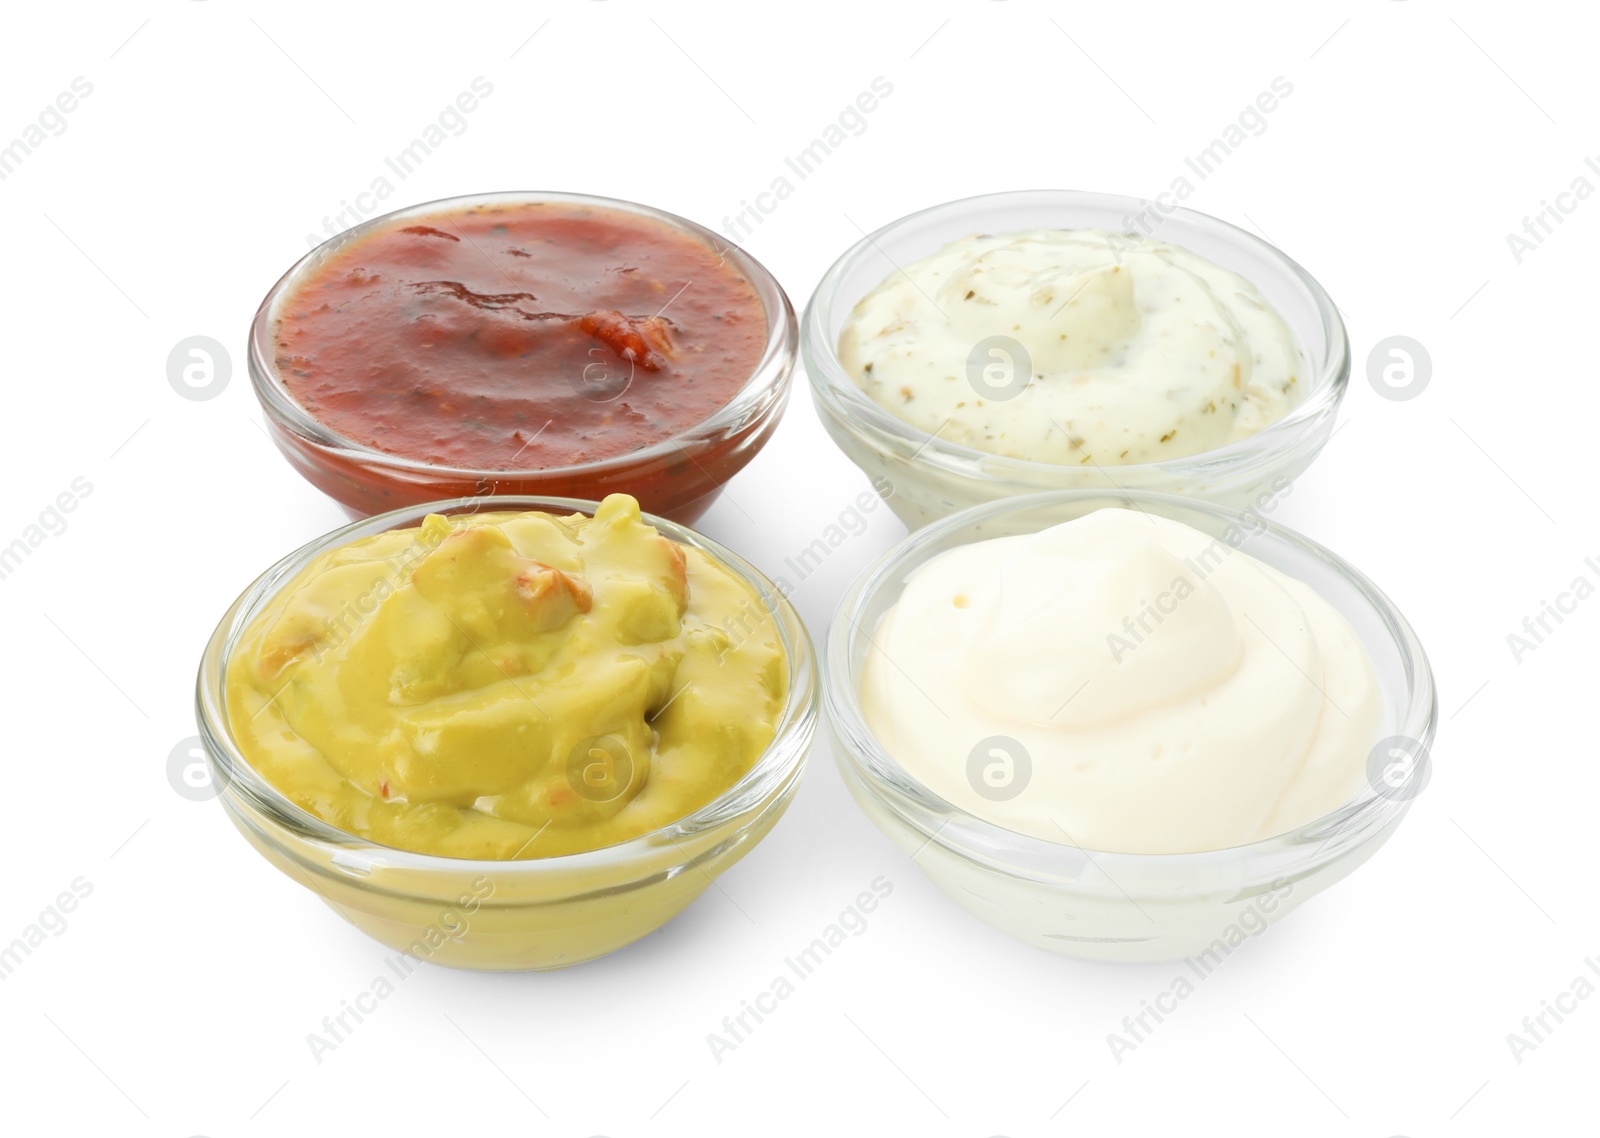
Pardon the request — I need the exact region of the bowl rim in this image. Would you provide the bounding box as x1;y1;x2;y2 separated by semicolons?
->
825;486;1437;872
248;189;799;479
801;187;1351;481
196;493;818;876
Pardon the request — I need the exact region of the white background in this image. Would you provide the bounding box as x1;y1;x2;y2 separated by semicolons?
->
1;1;1593;1134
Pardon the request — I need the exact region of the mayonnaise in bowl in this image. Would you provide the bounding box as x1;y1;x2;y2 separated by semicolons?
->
825;489;1433;962
859;507;1381;854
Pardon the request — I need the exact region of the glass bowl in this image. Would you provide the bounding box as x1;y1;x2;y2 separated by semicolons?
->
249;191;798;525
195;495;817;971
826;490;1434;963
802;189;1350;528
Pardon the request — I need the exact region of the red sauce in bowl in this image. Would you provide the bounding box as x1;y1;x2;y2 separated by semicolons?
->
252;196;795;523
273;202;768;471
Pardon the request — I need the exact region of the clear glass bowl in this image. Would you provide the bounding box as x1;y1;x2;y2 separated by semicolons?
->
802;189;1350;529
249;191;798;525
195;495;817;971
826;490;1435;963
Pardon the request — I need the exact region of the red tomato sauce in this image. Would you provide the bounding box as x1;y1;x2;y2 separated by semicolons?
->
272;202;768;471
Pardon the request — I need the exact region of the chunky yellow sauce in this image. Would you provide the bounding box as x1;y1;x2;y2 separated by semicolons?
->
225;495;786;859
